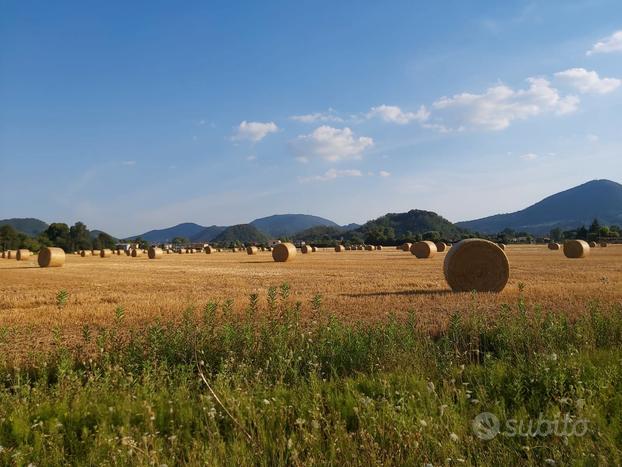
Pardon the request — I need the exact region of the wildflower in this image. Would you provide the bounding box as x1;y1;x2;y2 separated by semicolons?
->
419;419;428;427
450;432;459;442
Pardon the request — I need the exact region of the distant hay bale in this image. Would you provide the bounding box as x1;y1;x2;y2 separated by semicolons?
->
148;247;163;259
548;242;561;250
600;242;607;247
365;245;374;251
131;248;143;257
205;246;214;254
335;244;345;252
272;242;296;262
563;240;590;259
311;246;318;252
588;241;597;248
125;249;131;256
401;243;412;252
497;243;506;250
301;245;312;254
345;246;351;251
267;246;272;251
356;245;363;251
38;247;65;268
443;239;509;292
92;250;101;256
410;241;437;259
247;246;258;255
435;242;447;252
100;249;113;258
80;250;91;257
376;245;383;250
1;251;5;258
6;250;16;259
166;249;172;254
16;249;31;261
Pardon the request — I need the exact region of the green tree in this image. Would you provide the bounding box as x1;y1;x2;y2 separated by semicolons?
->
0;225;20;251
549;227;562;242
70;222;92;251
42;223;71;251
171;237;189;246
422;231;440;241
589;218;601;234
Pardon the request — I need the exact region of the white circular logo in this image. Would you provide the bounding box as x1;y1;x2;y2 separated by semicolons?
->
472;412;500;440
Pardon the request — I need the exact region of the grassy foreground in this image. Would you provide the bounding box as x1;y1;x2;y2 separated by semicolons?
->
0;285;621;465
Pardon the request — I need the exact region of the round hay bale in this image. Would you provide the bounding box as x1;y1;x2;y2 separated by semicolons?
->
547;242;561;251
80;250;91;257
600;242;607;247
435;242;447;252
6;250;16;259
335;244;345;252
365;245;374;251
443;239;509;292
100;249;113;258
204;246;214;254
16;249;31;261
148;247;163;259
266;246;272;251
38;247;65;268
401;243;412;252
588;241;597;248
92;250;100;257
497;243;506;250
1;251;5;259
410;241;437;259
301;245;312;254
311;246;318;252
272;242;296;262
247;246;258;255
131;248;143;257
376;245;383;250
563;240;590;259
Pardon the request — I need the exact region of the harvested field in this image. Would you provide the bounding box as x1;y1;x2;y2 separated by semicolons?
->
0;245;621;359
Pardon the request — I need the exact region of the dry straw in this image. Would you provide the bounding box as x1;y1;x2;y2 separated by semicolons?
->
100;249;113;258
564;240;590;259
335;245;345;252
497;243;506;250
401;243;412;252
435;242;447;252
38;247;65;268
148;247;163;259
548;243;561;250
16;249;31;261
246;246;258;255
301;245;312;254
411;241;437;258
444;239;509;292
272;242;296;262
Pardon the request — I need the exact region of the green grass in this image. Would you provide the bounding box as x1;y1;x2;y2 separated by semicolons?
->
1;287;622;465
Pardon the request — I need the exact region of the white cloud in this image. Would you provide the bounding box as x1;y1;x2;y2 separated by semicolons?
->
555;68;620;94
379;170;391;177
121;160;136;166
233;121;278;142
432;77;579;131
300;168;363;183
290;109;343;123
519;152;538;161
367;104;430;124
587;30;622;55
293;126;373;162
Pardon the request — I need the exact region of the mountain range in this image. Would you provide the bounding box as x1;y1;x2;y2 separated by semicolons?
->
2;179;621;242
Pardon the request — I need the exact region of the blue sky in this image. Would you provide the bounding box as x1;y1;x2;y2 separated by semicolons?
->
1;1;621;237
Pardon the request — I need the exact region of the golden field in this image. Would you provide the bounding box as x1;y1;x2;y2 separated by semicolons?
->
0;245;620;358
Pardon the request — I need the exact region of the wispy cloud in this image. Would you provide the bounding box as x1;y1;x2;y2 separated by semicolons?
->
367;104;429;124
519;152;539;161
292;126;373;162
299;168;363;182
555;68;620;94
121;160;137;166
290;109;343;123
379;170;391;177
587;30;622;55
233;121;279;142
432;78;578;131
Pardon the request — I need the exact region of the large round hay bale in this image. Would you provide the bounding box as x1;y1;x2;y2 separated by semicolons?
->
365;245;374;251
131;248;143;257
600;242;607;248
547;242;561;251
204;246;214;254
124;249;131;256
80;250;90;257
301;245;312;254
410;241;437;259
401;243;412;252
272;242;296;262
100;249;113;258
497;243;506;250
92;250;100;257
311;246;318;252
443;239;509;292
563;240;590;259
376;245;383;250
588;241;597;248
1;251;5;258
335;244;345;252
435;242;447;252
247;246;258;255
16;249;31;261
148;247;163;259
6;250;16;259
38;247;65;268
